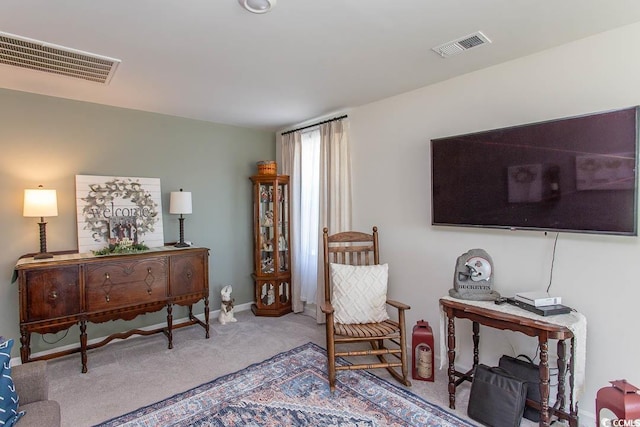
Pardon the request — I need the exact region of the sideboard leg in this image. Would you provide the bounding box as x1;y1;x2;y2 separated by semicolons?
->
204;296;210;339
167;304;174;349
80;321;88;373
19;326;31;363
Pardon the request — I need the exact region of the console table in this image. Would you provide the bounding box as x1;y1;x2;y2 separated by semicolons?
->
440;296;586;427
15;246;210;373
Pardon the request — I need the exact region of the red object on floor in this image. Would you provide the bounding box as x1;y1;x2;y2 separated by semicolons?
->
411;320;434;382
595;380;640;426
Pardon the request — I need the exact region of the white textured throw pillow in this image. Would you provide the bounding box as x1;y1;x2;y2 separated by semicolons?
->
330;263;390;324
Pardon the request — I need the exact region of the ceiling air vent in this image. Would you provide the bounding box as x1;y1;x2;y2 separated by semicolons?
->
432;31;491;58
0;31;121;84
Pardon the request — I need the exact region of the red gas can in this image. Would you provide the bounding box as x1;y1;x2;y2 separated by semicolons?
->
412;320;434;381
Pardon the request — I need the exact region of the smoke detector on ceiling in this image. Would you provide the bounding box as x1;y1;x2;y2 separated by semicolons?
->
0;31;120;84
238;0;276;14
432;31;492;58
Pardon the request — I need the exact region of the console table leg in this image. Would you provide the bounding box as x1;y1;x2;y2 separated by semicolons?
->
447;312;456;409
80;321;88;374
472;321;480;368
167;304;174;349
569;337;578;426
557;340;567;413
539;335;551;426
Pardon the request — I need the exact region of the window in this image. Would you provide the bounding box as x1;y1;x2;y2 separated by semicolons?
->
297;129;320;302
280;117;351;317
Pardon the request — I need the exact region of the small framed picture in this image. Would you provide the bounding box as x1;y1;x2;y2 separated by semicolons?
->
109;216;139;244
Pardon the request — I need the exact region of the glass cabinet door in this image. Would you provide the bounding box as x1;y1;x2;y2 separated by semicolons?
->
276;182;288;273
258;182;275;274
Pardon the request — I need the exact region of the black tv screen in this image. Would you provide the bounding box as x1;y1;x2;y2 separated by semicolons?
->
431;107;639;236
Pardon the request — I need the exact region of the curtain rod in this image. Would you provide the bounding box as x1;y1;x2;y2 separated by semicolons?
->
280;114;348;136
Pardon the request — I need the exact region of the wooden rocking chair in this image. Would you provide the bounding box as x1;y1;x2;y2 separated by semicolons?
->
321;226;411;391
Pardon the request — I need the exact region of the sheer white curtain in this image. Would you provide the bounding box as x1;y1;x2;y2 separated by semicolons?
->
280;117;352;322
281;130;320;312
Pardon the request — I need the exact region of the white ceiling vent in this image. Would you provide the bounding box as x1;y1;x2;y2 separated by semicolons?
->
432;31;491;58
0;31;121;84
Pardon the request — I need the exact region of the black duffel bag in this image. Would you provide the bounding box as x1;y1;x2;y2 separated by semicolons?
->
467;364;527;427
499;354;541;422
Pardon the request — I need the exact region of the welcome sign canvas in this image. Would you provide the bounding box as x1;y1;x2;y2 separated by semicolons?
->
75;175;164;253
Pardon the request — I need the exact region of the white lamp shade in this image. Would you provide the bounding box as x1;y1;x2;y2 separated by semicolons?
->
169;191;192;214
23;188;58;217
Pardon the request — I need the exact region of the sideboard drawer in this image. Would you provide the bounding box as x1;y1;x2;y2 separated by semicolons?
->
24;266;81;322
85;257;168;311
170;251;207;297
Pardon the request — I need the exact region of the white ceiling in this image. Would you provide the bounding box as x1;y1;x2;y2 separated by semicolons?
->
2;1;640;132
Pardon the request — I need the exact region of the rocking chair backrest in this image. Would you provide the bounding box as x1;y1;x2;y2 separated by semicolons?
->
322;226;380;303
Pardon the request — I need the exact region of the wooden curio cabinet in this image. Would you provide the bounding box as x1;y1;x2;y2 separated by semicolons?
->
250;174;292;316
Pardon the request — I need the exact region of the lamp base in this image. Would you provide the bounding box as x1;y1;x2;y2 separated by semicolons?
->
34;220;53;259
34;252;54;259
174;216;190;248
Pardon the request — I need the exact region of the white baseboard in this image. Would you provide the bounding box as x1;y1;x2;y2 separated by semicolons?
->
11;302;253;366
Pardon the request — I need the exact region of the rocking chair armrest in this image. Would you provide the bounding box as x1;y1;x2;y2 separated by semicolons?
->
320;301;334;314
386;299;410;311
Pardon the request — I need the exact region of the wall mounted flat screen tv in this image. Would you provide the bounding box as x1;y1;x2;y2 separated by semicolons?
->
431;107;639;236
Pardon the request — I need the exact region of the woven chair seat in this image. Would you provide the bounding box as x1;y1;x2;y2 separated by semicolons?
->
335;319;399;338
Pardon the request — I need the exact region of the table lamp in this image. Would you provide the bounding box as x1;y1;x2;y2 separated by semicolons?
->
169;189;192;247
23;185;58;259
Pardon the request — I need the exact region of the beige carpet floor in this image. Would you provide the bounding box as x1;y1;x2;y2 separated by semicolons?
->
46;310;540;426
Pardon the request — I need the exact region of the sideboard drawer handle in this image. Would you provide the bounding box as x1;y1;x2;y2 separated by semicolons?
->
144;268;155;295
49;289;58;305
102;273;113;303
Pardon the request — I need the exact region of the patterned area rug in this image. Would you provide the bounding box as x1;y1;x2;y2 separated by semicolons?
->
95;342;473;426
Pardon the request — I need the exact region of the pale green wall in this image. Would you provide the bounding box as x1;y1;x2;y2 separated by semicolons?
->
0;88;274;356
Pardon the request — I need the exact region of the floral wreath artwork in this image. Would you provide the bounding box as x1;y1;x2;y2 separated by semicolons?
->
507;163;543;203
575;153;635;191
75;175;165;253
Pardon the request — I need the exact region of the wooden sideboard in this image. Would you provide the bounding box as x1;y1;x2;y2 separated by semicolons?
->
15;246;210;372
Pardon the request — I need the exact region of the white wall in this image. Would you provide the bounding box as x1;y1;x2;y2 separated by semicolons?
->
348;22;640;422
